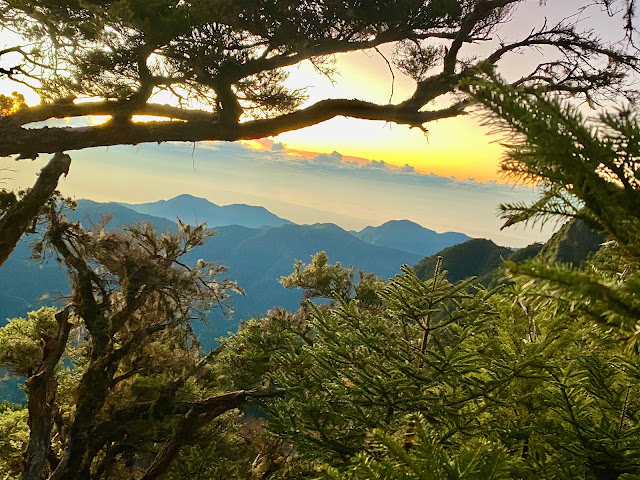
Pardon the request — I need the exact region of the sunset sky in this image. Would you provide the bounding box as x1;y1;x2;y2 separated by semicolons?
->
0;0;633;247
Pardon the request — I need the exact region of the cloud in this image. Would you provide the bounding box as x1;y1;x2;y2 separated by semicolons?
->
245;142;533;196
310;151;345;166
398;164;416;173
62;140;549;247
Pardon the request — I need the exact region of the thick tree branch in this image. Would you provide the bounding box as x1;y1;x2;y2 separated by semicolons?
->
1;101;218;127
0;99;467;158
0;152;70;267
46;218;107;348
140;388;284;480
139;390;250;480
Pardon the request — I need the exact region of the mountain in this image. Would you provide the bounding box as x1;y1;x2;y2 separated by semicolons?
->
414;238;516;285
121;194;292;228
0;202;421;350
354;220;471;257
535;219;604;265
70;200;178;232
184;222;421;329
176;222;422;339
414;219;603;286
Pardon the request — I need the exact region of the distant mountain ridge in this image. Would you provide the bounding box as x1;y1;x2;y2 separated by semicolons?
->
72;200;178;232
355;220;471;257
121;194;293;228
120;195;473;258
0;201;422;350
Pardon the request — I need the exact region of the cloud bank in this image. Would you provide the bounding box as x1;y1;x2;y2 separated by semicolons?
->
3;140;551;247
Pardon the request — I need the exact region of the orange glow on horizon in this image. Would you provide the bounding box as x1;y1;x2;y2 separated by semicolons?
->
274;51;507;182
242;121;507;183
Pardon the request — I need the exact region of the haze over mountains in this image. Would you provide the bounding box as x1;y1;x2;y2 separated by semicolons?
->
121;194;471;255
0;195;471;348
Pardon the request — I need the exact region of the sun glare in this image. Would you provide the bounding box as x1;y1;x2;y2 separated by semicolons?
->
277;49;505;181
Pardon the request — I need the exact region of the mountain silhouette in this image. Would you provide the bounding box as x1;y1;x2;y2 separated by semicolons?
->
355;220;471;257
121;194;292;228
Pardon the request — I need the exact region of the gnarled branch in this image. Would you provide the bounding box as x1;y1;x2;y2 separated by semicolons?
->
0;152;70;267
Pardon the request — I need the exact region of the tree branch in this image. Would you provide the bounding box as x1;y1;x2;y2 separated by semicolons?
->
0;99;468;158
140;388;284;480
138;390;250;480
1;101;218;127
443;0;519;75
0;152;70;267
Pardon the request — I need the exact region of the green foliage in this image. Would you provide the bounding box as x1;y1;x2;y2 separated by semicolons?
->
224;260;518;466
281;251;355;302
216;308;309;392
466;77;640;348
220;199;640;480
0;211;254;479
0;307;59;377
0;402;27;480
166;415;315;480
4;68;640;479
280;251;385;306
326;417;511;480
0;0;476;114
467;75;640;259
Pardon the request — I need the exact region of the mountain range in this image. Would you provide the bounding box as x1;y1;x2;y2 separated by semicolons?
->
0;195;470;349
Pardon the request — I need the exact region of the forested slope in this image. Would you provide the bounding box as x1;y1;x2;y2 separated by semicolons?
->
414;219;602;286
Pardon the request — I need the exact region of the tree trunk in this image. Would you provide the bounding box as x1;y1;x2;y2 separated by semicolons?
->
0;152;71;267
20;308;72;480
49;350;131;480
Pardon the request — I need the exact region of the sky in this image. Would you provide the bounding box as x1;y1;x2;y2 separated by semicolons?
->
0;0;634;247
2;141;550;246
